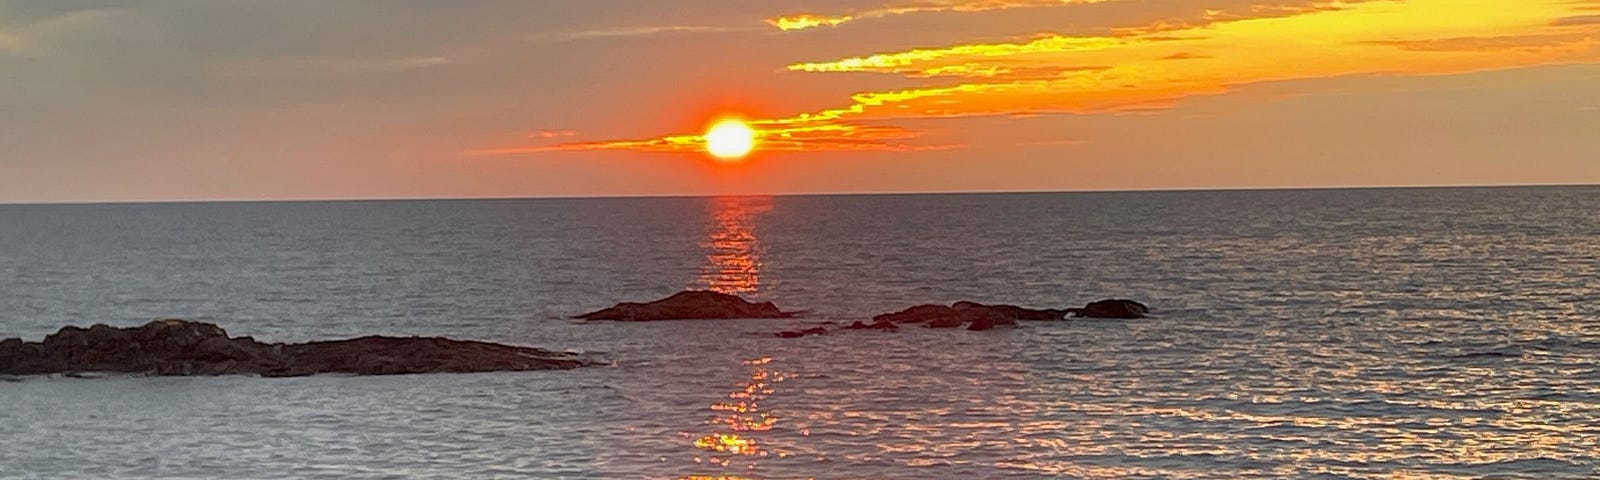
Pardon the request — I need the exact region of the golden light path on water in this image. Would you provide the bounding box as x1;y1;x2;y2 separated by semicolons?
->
695;197;771;295
680;357;797;480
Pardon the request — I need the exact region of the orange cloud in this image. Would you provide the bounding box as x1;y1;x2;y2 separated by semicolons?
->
530;129;577;139
766;14;854;31
767;0;1114;31
1551;15;1600;27
465;118;956;156
474;0;1600;157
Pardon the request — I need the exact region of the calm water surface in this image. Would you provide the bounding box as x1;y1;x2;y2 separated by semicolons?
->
2;187;1598;479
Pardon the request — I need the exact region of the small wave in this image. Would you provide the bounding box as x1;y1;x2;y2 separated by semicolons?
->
1444;456;1593;475
1448;349;1521;359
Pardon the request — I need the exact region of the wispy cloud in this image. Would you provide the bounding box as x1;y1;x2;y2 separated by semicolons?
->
467;121;958;156
1364;32;1599;52
0;30;21;55
1552;14;1600;26
531;25;747;42
766;15;854;31
530;129;577;139
1017;138;1091;147
386;56;452;69
0;7;124;59
768;0;1114;31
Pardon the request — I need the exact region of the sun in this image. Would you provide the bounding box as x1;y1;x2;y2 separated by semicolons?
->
704;118;756;161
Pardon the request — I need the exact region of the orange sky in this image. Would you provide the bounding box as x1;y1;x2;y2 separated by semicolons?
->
2;0;1598;201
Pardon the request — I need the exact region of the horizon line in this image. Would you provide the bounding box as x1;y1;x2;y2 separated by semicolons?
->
3;182;1597;207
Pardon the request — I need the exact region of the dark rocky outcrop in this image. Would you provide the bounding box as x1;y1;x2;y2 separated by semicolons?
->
1066;299;1150;319
576;291;796;321
0;319;589;378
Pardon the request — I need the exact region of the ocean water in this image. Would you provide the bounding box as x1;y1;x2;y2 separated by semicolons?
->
1;187;1598;479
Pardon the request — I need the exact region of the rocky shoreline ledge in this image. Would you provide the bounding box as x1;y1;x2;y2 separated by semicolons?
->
574;290;1150;339
3;292;1151;377
0;319;590;378
778;298;1151;337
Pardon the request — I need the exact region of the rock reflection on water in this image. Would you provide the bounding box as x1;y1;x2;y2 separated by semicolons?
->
680;356;792;480
695;196;771;295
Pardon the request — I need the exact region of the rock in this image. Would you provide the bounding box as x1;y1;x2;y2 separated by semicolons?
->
575;291;796;321
0;320;590;378
873;301;1055;329
775;327;828;339
268;336;587;377
952;301;1066;321
967;317;1019;331
1067;299;1150;319
871;305;954;324
843;320;898;332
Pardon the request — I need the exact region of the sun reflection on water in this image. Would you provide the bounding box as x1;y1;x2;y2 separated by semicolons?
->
695;196;772;295
680;356;792;480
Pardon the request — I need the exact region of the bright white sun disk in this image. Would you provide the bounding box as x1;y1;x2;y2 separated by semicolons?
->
704;119;756;160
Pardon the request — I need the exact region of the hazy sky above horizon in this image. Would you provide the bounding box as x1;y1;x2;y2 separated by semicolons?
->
2;0;1599;202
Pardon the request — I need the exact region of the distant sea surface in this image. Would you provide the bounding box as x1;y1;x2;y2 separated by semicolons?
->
2;187;1598;479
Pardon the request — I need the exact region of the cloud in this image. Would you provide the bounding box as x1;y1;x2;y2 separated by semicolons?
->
531;25;747;42
1551;14;1600;26
531;129;577;139
0;30;20;54
0;6;125;58
1017;138;1091;147
467;121;957;156
767;0;1115;31
477;0;1600;156
1364;32;1599;52
767;14;854;31
387;56;451;68
787;34;1132;74
763;0;1384;32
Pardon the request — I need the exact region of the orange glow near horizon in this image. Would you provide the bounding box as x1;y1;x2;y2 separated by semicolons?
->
468;0;1600;158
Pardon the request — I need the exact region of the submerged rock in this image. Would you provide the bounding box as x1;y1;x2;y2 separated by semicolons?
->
0;319;589;378
575;291;796;321
872;301;1059;328
844;320;898;332
1066;299;1150;319
967;317;1018;331
268;336;587;377
871;305;950;324
775;327;828;339
952;301;1066;321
